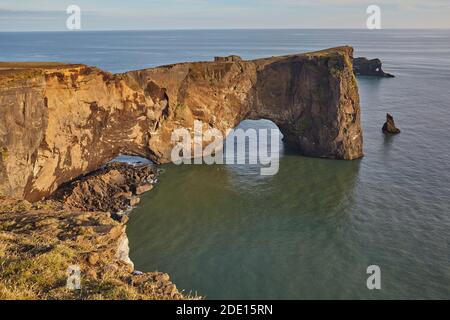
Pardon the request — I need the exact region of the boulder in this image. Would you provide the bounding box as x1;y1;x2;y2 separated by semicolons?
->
135;184;153;195
129;196;140;207
113;191;133;199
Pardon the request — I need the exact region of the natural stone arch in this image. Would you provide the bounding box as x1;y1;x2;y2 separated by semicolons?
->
0;46;362;201
127;46;362;163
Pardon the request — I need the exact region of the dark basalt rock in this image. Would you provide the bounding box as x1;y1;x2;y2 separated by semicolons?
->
52;162;157;217
382;113;401;134
354;57;395;78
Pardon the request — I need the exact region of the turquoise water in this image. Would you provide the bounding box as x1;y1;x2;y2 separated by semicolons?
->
2;29;449;299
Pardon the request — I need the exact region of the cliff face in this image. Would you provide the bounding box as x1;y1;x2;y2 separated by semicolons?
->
0;46;363;202
0;64;159;202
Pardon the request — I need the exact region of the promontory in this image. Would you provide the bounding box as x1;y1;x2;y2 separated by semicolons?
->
0;46;363;203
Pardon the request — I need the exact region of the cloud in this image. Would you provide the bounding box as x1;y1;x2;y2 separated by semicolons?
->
0;9;61;16
0;8;100;31
0;9;64;28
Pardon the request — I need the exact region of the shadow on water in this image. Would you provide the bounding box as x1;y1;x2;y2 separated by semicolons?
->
382;133;400;150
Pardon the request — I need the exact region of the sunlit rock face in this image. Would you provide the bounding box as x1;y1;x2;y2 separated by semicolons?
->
0;46;363;202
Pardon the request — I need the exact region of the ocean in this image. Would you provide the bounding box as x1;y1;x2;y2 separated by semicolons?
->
1;29;449;299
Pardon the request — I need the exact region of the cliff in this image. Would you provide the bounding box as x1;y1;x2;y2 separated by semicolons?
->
0;163;191;300
0;46;363;202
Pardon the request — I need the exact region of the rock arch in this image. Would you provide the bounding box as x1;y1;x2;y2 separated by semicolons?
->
0;46;362;201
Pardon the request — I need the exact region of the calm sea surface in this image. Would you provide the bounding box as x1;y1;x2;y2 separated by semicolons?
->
2;30;449;299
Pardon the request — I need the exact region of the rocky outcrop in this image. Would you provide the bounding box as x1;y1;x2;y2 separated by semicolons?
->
0;46;363;202
53;162;157;220
382;113;401;134
353;57;394;77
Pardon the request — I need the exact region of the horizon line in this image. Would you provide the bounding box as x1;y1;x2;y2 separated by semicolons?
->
1;27;450;33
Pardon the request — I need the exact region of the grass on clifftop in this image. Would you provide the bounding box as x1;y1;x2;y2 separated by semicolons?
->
0;198;200;300
0;228;162;300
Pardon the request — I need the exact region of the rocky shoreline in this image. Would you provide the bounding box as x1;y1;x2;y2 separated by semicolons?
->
53;162;157;222
0;162;195;300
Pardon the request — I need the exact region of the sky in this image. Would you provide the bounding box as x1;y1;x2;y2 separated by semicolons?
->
0;0;450;31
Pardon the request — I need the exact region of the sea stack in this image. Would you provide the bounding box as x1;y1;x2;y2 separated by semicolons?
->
353;57;395;78
382;113;401;134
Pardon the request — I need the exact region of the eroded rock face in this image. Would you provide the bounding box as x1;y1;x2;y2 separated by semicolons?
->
0;46;363;202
